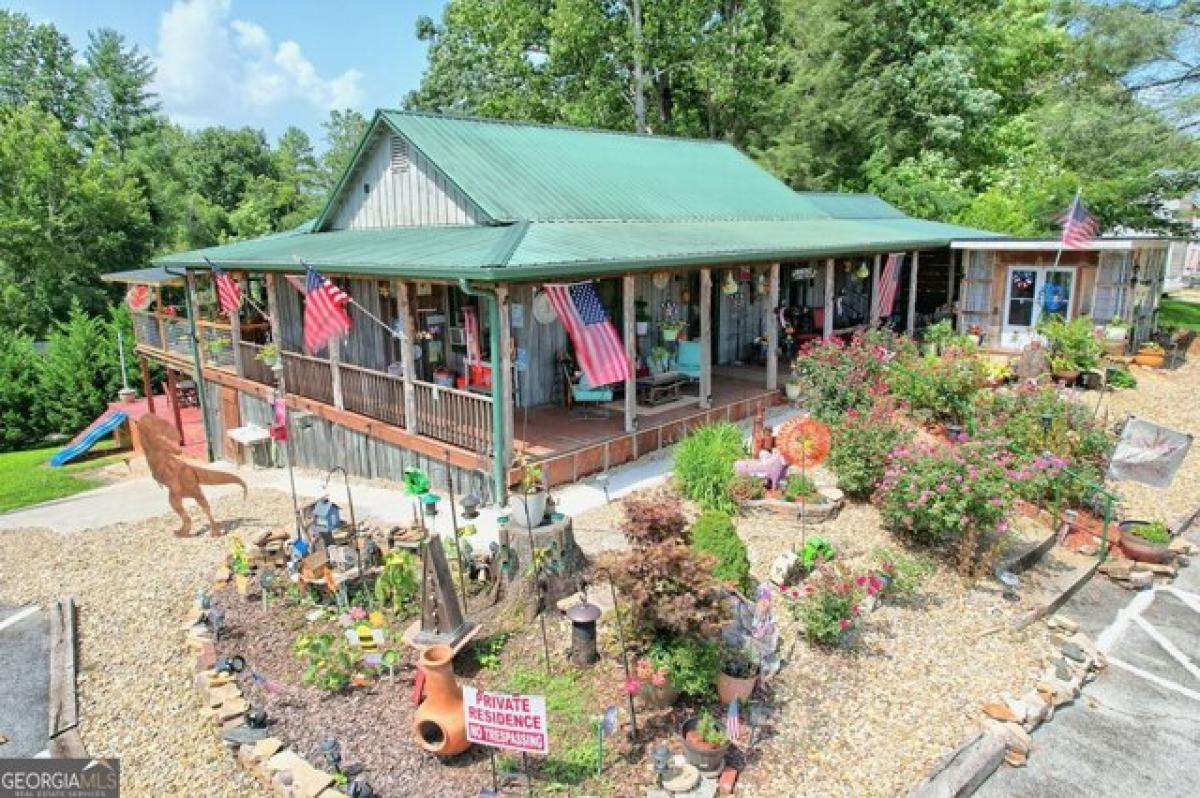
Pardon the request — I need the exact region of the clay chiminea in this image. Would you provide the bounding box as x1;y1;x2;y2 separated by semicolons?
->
412;644;470;756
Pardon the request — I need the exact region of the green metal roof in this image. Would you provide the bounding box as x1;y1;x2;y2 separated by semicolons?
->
100;265;183;286
147;216;998;281
370;111;838;224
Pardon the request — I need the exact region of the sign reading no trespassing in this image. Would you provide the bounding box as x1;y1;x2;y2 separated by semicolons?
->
463;686;549;755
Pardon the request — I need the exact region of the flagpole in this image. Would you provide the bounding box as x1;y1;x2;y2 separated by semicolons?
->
1051;189;1081;273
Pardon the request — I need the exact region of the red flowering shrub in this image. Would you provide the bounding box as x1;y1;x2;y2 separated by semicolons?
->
782;564;882;646
790;328;913;422
828;400;914;498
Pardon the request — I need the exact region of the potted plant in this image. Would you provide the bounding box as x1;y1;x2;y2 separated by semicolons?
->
255;342;281;368
966;324;985;346
634;656;679;709
717;643;759;703
661;319;684;343
783;375;803;402
1038;315;1101;382
508;460;547;530
1118;519;1172;563
681;710;730;772
1102;322;1128;356
648;346;671;374
230;544;252;596
635;300;650;336
1133;341;1165;368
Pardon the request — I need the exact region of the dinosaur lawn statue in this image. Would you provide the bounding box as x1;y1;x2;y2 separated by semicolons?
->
136;413;247;537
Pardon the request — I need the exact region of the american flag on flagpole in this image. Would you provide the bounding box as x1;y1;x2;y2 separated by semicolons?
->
872;252;905;321
726;698;742;741
303;267;351;354
1059;190;1099;249
543;282;628;387
206;258;242;316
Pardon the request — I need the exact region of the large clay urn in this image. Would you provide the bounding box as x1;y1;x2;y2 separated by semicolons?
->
412;644;470;757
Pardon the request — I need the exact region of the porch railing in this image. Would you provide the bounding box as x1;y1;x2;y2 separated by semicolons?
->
412;379;492;453
198;321;235;370
282;351;334;406
132;311;163;350
164;317;193;358
239;341;277;386
341;363;406;427
131;311;193;358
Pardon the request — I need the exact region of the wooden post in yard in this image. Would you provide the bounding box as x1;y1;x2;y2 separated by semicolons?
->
907;250;920;336
765;262;780;390
823;258;835;339
871;254;882;326
165;368;184;445
395;280;419;434
265;273;284;351
139;355;155;414
329;336;344;410
230;273;245;377
496;285;515;468
699;268;712;408
623;273;637;434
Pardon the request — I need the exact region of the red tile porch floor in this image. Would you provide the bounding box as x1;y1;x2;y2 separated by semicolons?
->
110;394;207;459
511;370;778;489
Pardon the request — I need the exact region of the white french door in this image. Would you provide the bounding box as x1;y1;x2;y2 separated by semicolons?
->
1001;266;1076;349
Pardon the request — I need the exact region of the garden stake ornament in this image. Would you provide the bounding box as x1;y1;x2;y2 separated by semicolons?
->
444;448;471;611
589;568;638;739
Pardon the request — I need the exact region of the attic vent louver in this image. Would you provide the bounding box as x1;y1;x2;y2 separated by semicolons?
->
390;135;410;173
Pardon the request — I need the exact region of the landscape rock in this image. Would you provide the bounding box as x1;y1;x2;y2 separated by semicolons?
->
1061;641;1087;662
1004;750;1028;768
1046;616;1080;633
998;722;1032;755
663;763;701;793
1128;571;1154;590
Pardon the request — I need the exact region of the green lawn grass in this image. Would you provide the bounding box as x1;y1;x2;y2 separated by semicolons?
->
1160;297;1200;332
0;441;127;514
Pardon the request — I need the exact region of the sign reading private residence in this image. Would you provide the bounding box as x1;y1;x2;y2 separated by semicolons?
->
463;686;549;754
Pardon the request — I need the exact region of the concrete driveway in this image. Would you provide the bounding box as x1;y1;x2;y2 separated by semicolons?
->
0;604;48;758
977;528;1200;797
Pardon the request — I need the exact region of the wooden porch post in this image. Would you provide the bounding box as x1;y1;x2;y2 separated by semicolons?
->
699;268;712;408
165;367;184;445
264;273;284;351
907;250;920;336
496;285;515;468
139;355;155;414
765;262;780;390
230;274;245;377
185;271;204;366
395;280;418;434
623;273;637;433
329;337;344;410
948;250;958;331
823;258;835;339
871;254;881;326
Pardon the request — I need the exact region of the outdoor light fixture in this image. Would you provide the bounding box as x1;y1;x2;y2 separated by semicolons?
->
1040;412;1053;448
347;778;375;798
651;743;671;786
591;568;637;738
594;473;611;504
214;655;245;675
247;706;268;729
461;493;481;520
319;736;342;773
565;598;602;668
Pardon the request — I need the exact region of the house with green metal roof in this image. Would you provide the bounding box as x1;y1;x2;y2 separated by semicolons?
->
108;109;1001;502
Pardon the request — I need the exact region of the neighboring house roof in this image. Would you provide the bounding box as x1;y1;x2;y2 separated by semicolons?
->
119;109;1004;282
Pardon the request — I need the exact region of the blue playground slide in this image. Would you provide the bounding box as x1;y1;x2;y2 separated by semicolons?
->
50;410;128;467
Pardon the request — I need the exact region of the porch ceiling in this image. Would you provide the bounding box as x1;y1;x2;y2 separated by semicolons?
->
143;216;999;282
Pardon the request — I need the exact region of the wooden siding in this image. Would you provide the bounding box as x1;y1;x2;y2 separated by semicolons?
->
326;129;484;230
235;391;494;503
716;267;769;364
509;283;567;408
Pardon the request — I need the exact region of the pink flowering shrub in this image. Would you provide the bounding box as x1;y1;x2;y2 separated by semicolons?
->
784;564;882;646
828;400;914;498
790;329;913;422
887;346;989;425
874;441;1016;575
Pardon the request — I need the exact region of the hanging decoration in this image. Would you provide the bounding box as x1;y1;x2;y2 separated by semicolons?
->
652;270;670;289
856;261;871;280
775;417;832;469
125;284;154;312
722;271;740;295
532;290;558;325
755;272;767;298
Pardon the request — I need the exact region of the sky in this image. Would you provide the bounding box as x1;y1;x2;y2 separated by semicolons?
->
10;0;447;149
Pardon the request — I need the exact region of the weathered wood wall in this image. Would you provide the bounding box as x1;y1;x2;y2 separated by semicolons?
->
716;266;769;364
508;283;567;408
327;128;485;230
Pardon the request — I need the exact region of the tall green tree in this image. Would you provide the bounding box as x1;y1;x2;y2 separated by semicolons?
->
83;28;158;153
0;10;84;127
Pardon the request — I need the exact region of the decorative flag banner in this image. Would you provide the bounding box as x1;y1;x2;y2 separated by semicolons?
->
1059;190;1099;250
543;281;628;387
206;258;243;315
250;670;286;694
464;686;549;755
601;706;619;737
1106;415;1193;488
303;267;351;354
873;253;905;320
125;284;153;312
726;698;742;741
463;306;481;363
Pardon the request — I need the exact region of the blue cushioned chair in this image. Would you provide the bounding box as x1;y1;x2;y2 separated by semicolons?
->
564;363;614;418
675;340;702;381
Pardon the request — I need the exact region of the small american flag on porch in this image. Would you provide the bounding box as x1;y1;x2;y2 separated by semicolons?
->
872;252;905;321
543;282;628;387
205;258;242;316
303;267;351;354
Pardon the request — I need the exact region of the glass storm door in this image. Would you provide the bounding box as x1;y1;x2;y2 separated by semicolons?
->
1002;266;1075;348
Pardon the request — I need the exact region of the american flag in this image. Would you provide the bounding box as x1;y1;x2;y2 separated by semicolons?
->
873;252;905;321
206;259;242;315
1060;190;1099;249
726;698;742;741
544;282;628;387
303;267;351;354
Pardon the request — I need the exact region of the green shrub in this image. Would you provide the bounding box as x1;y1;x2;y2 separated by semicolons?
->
1131;520;1170;544
782;473;819;502
727;474;765;504
888;347;988;424
1037;315;1101;373
0;328;46;451
645;635;721;699
789;329;904;422
690;510;751;591
828;401;913;498
872;547;935;599
674;422;745;513
1107;369;1137;389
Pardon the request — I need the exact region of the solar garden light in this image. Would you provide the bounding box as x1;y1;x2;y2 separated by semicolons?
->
319;736;342;774
461;493;481;520
247;706;268;729
589;569;637;738
650;743;671;786
565;596;602;668
259;568;276;608
1040;413;1053;449
347;778;374;798
594;472;611;504
421;492;441;518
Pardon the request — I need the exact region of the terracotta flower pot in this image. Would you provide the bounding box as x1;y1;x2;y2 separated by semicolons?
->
413;644;471;757
1133;350;1164;368
717;669;758;704
1118;521;1170;564
234;573;250;596
681;718;729;773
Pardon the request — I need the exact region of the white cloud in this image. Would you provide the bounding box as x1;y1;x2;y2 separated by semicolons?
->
153;0;364;128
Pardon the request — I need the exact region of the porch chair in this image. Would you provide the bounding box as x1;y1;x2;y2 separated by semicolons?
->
560;357;614;419
675;340;702;381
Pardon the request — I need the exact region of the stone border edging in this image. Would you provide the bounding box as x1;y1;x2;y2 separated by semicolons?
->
48;597;86;758
186;571;347;798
